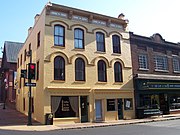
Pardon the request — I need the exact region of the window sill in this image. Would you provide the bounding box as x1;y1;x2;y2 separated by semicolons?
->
173;71;180;74
96;81;107;84
154;69;169;73
138;68;149;71
51;80;65;83
52;45;65;49
111;53;121;56
95;51;106;54
72;48;85;51
107;110;116;112
113;82;123;85
73;81;86;84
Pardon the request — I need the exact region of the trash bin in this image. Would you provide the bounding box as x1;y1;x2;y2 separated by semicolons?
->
45;113;53;125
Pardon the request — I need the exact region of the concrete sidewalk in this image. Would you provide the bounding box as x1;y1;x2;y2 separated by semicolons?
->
1;105;180;131
1;114;180;131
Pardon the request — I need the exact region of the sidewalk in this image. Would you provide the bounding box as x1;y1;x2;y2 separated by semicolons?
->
1;105;180;131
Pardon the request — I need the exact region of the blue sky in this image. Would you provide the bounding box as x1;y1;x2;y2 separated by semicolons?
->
0;0;180;57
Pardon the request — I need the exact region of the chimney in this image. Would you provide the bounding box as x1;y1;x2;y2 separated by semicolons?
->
34;14;40;24
28;27;32;35
118;13;125;20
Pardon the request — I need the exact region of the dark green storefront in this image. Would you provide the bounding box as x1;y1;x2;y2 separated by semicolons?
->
135;78;180;116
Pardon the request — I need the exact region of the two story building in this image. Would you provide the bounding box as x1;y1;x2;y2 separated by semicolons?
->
130;32;180;116
1;41;23;108
16;2;135;124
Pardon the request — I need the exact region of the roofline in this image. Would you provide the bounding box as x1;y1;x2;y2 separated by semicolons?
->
47;3;128;25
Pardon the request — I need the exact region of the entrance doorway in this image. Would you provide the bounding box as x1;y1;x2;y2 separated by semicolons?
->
95;100;102;121
159;94;169;114
117;99;123;119
80;96;88;122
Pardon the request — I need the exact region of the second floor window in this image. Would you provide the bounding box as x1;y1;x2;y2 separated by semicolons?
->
154;55;168;71
138;54;148;69
54;56;65;80
74;28;84;49
114;62;123;82
96;32;105;52
54;25;65;46
98;60;107;82
173;57;180;72
75;58;85;81
112;35;121;53
36;61;39;80
37;31;40;47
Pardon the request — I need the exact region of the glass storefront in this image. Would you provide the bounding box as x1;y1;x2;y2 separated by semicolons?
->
139;94;160;109
51;96;79;118
170;95;180;110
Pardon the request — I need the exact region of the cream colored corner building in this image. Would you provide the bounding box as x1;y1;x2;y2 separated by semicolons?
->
16;3;135;124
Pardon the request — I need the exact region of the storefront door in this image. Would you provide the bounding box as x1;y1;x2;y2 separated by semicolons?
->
80;96;88;122
95;100;102;121
159;94;169;114
118;99;123;119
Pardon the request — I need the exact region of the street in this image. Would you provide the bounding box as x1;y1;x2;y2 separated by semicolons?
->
1;119;180;135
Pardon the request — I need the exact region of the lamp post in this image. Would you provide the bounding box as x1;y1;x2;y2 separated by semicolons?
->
27;50;32;125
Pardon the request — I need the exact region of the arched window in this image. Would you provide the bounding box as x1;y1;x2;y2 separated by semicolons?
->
98;60;107;82
96;32;105;52
114;62;123;82
54;56;65;80
74;28;84;49
75;58;85;81
54;25;65;46
112;35;121;53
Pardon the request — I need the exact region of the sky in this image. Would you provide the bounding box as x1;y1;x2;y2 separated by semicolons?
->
0;0;180;57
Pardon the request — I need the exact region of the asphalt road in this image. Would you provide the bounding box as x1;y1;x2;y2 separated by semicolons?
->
1;119;180;135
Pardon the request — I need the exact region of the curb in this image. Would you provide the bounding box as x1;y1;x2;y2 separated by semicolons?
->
0;116;180;131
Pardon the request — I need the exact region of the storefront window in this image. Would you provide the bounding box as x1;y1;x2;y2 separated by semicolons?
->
107;99;116;111
170;95;180;110
139;94;159;109
51;96;79;118
124;98;133;110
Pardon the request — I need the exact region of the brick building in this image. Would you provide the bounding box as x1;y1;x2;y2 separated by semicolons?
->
130;32;180;116
1;41;23;108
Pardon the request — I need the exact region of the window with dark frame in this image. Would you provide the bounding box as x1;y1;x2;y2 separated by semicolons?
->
18;58;19;68
29;43;31;51
24;49;26;62
138;54;148;69
107;99;116;111
114;62;123;82
37;31;40;47
96;32;105;52
54;25;65;46
23;98;25;111
36;61;39;80
20;54;22;65
19;78;21;88
54;56;65;80
75;58;85;81
74;28;84;49
98;60;107;82
112;35;121;54
154;55;168;71
173;56;180;72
